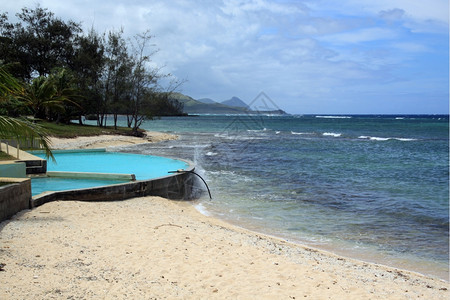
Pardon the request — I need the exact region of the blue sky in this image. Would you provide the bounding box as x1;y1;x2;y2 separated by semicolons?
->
4;0;449;114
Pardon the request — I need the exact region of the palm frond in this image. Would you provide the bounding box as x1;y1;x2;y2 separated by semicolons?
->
0;116;54;161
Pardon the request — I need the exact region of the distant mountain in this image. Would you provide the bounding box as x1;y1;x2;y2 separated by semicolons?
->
221;96;249;109
170;93;249;114
169;92;288;115
197;98;217;104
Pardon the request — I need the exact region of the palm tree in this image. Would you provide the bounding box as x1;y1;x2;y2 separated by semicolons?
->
21;75;65;120
20;69;81;123
0;66;54;160
50;68;83;123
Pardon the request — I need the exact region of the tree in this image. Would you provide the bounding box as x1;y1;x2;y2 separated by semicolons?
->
0;66;53;159
49;68;83;123
151;91;185;116
100;29;133;129
19;69;81;122
0;5;184;133
0;5;82;81
71;28;105;124
21;76;62;120
127;31;161;136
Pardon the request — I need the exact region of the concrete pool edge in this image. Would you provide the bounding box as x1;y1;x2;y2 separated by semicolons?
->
31;159;197;208
46;171;136;181
0;177;31;222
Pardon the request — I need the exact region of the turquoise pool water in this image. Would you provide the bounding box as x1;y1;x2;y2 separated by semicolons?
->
31;150;190;196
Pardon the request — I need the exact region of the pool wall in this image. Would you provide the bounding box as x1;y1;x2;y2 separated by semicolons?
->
0;161;26;178
31;162;198;208
0;177;31;222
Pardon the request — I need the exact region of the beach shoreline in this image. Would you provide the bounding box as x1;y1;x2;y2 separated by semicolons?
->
208;209;449;281
48;132;450;281
0;197;448;299
48;130;178;150
1;132;447;298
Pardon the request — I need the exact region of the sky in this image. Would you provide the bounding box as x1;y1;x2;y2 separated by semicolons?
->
3;0;449;114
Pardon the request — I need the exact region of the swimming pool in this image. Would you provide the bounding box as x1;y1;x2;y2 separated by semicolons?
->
31;150;190;196
31;177;130;196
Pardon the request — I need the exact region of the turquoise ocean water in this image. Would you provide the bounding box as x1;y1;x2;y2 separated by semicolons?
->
91;115;449;279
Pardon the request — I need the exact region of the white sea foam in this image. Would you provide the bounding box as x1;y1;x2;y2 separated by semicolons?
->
358;136;390;141
214;133;265;141
206;151;218;156
370;137;390;141
396;138;417;141
208;170;237;176
194;203;211;216
207;170;253;182
291;131;313;135
316;115;352;119
247;128;268;133
358;136;417;141
323;132;342;137
275;131;281;134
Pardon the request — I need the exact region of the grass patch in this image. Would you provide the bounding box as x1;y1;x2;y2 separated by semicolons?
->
0;151;16;161
39;121;141;138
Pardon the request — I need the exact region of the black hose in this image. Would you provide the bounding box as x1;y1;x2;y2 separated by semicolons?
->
168;169;212;199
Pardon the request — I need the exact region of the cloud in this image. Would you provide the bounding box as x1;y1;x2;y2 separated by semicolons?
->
379;8;405;23
321;27;398;45
311;0;448;33
3;0;448;113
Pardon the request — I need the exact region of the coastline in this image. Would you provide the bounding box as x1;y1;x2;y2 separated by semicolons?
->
1;132;447;298
210;210;449;281
48;131;178;149
1;197;448;299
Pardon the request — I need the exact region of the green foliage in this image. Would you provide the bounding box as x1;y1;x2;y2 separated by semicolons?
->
38;120;136;138
21;76;63;119
145;92;186;116
0;151;15;160
0;5;185;135
71;28;105;122
99;29;133;129
0;5;81;80
0;65;53;159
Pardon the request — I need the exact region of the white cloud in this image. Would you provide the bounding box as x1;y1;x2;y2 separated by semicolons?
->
2;0;448;113
309;0;448;33
321;27;398;45
391;42;431;53
379;8;405;23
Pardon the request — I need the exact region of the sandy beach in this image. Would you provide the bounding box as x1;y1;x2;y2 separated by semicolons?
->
1;134;448;299
48;131;178;150
0;197;448;299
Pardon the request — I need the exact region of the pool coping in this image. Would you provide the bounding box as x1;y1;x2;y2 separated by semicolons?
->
29;149;198;208
46;171;136;181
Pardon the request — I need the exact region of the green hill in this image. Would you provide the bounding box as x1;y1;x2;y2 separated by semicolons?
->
170;93;250;114
169;93;288;115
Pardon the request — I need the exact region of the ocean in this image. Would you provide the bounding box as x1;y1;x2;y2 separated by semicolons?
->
95;114;449;279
